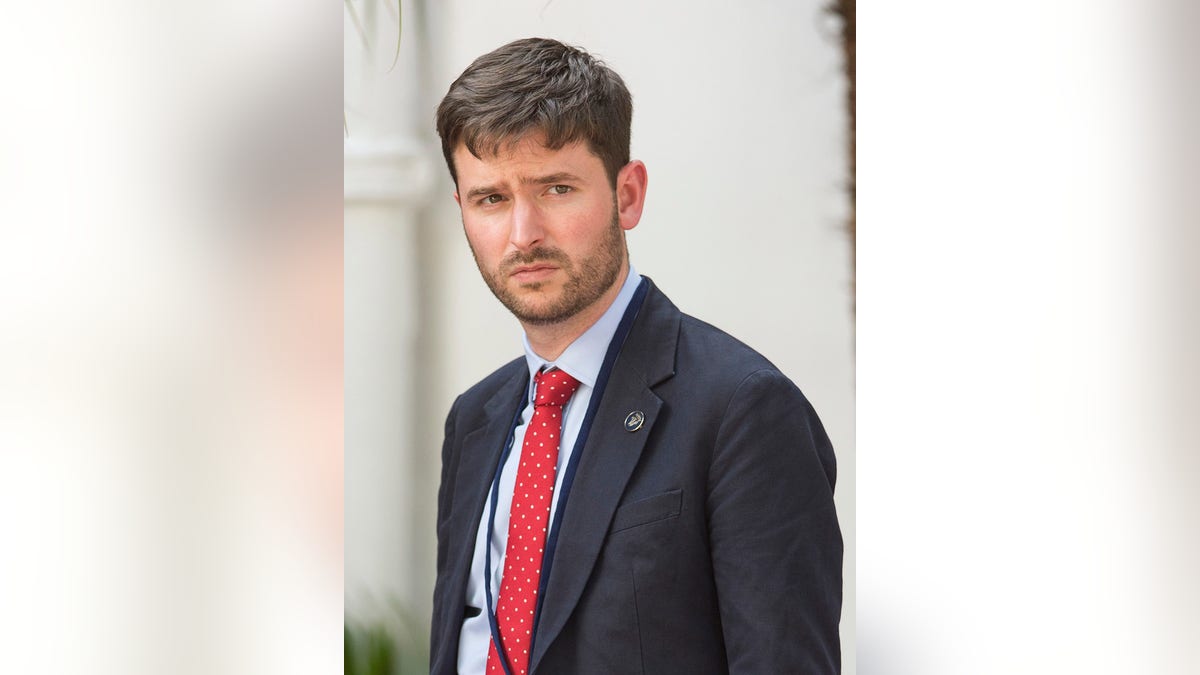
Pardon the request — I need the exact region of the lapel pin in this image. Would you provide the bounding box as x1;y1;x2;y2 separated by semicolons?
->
624;411;645;432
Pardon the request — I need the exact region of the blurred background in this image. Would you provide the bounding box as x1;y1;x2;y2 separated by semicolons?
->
343;0;856;671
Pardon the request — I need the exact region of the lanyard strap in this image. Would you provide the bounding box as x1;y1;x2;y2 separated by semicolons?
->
483;278;649;674
483;401;523;675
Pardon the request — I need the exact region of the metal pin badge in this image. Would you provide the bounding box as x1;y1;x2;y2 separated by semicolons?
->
624;411;645;432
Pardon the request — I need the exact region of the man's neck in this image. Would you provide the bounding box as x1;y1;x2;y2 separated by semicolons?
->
521;266;630;362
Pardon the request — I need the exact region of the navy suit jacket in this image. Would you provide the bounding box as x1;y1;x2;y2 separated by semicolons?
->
431;280;842;674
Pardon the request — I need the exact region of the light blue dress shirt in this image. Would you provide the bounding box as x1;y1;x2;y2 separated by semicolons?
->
457;267;644;674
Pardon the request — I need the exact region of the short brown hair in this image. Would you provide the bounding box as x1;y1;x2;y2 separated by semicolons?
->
435;37;632;188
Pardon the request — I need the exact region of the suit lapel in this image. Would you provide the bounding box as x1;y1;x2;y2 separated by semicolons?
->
432;364;528;671
530;282;681;673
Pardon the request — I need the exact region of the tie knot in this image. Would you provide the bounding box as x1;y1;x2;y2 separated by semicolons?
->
533;368;581;408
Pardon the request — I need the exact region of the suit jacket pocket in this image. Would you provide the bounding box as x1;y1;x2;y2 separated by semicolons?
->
610;489;682;533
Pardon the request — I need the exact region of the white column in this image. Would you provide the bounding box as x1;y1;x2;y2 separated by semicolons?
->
344;0;440;628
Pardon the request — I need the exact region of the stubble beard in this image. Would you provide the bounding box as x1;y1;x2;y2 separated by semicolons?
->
471;206;626;327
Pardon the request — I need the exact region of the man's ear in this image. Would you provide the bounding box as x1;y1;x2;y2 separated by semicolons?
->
615;160;648;232
453;191;461;206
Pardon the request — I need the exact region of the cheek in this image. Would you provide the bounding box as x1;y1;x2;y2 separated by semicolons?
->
464;220;505;259
563;204;616;243
552;199;606;231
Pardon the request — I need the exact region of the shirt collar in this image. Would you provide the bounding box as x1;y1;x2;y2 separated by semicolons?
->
522;266;643;392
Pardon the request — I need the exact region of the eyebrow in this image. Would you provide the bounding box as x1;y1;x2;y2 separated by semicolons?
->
526;172;583;186
463;172;584;200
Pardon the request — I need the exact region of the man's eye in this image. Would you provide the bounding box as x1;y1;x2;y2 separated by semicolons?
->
549;185;572;195
482;194;504;204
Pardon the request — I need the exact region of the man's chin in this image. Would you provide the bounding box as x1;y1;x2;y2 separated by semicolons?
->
497;288;577;325
508;298;565;325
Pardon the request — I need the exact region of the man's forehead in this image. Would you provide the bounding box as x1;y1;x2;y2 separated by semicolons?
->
453;134;598;181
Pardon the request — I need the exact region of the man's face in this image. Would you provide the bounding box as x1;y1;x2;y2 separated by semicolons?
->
453;134;628;326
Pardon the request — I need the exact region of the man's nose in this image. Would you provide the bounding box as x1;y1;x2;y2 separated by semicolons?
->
509;198;546;250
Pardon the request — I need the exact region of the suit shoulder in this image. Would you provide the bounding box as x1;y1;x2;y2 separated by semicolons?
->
676;312;786;382
668;312;822;425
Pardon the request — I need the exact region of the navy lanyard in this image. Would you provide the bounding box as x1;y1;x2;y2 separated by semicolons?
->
483;278;649;675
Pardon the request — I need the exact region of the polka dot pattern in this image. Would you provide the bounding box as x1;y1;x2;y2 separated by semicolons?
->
485;368;581;675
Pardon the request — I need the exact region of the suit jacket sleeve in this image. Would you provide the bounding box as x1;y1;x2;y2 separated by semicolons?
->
707;368;842;673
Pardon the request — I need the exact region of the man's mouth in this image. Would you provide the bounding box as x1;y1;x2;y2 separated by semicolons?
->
509;264;558;281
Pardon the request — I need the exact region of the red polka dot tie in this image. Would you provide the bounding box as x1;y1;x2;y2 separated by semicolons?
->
486;368;581;675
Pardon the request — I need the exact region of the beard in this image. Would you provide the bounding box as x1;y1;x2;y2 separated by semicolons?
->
471;204;626;326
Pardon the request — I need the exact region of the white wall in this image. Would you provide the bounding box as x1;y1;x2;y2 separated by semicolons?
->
347;0;855;669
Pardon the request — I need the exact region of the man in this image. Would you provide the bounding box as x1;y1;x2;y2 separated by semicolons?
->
431;37;842;674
